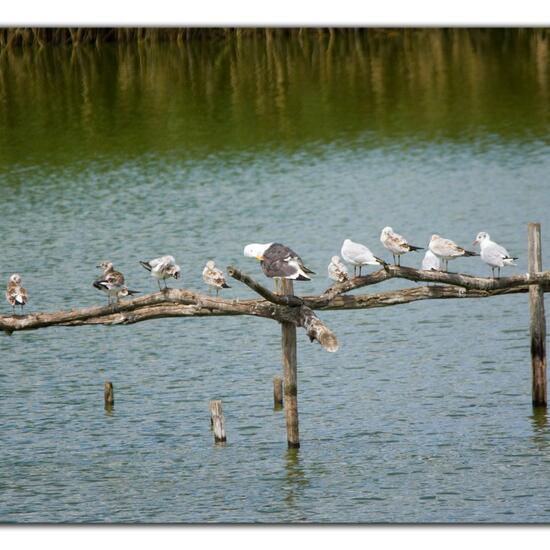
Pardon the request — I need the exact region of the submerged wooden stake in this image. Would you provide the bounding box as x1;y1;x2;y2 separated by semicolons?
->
528;223;547;407
104;381;114;409
273;376;283;409
280;279;300;448
209;400;227;443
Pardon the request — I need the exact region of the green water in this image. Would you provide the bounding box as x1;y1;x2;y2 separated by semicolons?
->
1;29;550;523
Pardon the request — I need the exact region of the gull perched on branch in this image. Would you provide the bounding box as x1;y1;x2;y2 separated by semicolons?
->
202;260;231;295
428;235;478;272
94;261;139;305
5;273;28;314
473;232;518;278
140;255;181;290
243;242;315;282
328;255;350;282
341;239;386;277
421;249;442;272
380;226;424;265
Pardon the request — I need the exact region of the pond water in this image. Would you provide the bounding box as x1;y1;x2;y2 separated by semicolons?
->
1;29;550;523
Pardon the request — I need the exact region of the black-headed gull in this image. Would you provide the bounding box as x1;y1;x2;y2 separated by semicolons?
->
341;239;385;277
140;255;181;290
421;249;442;272
473;232;517;278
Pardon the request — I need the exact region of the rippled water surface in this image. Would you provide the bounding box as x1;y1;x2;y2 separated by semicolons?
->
1;30;550;523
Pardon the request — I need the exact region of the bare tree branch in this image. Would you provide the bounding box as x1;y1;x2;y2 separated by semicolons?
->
0;283;339;351
309;283;546;311
1;265;547;355
318;265;550;305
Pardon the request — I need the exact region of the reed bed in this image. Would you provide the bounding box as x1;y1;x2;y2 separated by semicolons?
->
1;27;548;49
6;28;336;48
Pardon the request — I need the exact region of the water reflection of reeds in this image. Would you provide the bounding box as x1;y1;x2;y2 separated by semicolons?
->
1;29;549;164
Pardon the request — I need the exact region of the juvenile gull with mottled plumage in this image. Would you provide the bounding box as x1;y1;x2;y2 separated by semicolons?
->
380;226;423;265
428;235;478;272
328;255;350;283
93;261;139;305
202;260;231;295
6;273;28;313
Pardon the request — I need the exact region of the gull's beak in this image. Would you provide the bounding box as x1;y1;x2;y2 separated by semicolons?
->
473;239;479;246
256;255;263;261
96;265;102;268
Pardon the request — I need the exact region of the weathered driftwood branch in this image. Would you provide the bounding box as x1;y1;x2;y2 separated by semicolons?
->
309;282;548;310
319;265;550;304
0;269;339;352
1;266;548;352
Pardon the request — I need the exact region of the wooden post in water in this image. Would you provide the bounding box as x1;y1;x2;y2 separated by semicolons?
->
209;400;227;443
528;223;547;407
104;381;114;409
279;279;300;448
273;376;283;409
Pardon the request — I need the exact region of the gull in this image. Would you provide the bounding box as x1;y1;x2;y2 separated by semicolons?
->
380;226;424;266
243;243;314;290
140;255;181;290
473;232;518;278
328;255;350;283
6;273;28;314
340;239;386;277
428;235;478;272
421;249;442;272
93;261;139;305
202;260;231;296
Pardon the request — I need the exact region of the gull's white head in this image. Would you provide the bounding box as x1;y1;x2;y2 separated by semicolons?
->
473;232;490;246
381;226;393;236
96;261;113;271
244;243;271;261
206;260;216;269
331;256;341;264
9;273;22;284
430;235;440;242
